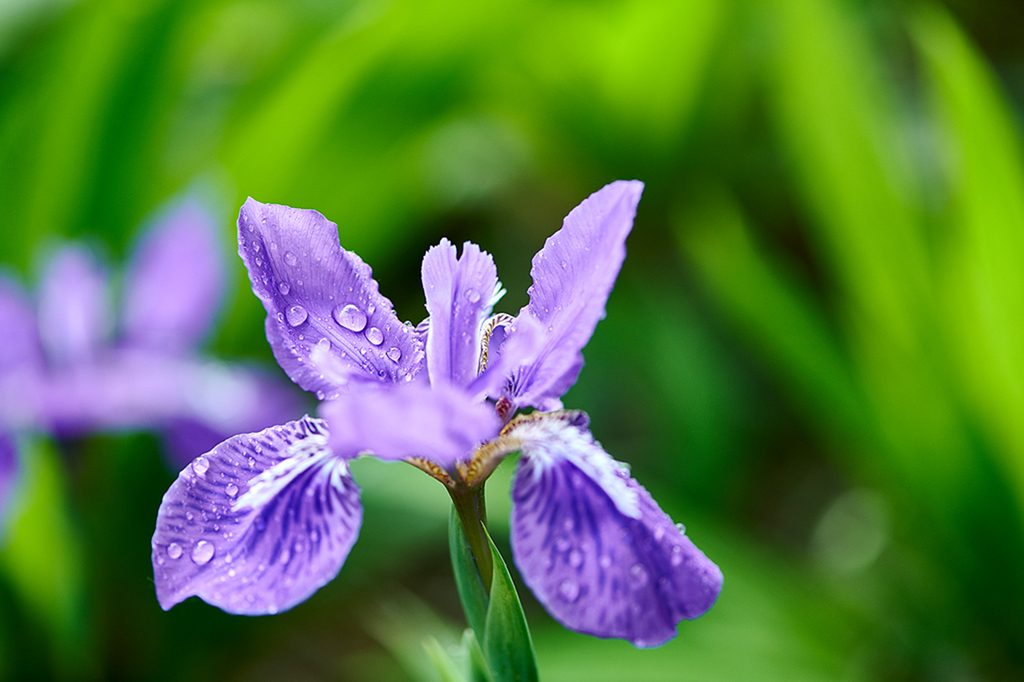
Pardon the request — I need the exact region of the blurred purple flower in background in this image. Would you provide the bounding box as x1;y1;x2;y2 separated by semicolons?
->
152;181;722;647
0;434;18;533
0;198;301;473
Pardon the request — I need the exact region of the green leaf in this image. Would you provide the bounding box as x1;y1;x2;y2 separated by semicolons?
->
913;5;1024;513
449;504;538;682
674;188;867;446
462;628;494;682
449;504;489;639
481;531;539;682
422;636;467;682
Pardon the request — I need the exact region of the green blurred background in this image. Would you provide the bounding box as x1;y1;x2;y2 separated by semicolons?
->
2;0;1024;679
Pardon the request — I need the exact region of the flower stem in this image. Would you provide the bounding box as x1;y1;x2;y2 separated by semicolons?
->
449;484;493;595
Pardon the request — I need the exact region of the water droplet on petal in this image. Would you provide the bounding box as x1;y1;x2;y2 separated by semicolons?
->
225;483;239;497
559;579;580;602
193;456;209;476
185;511;194;521
555;535;571;551
167;543;183;560
653;526;665;542
629;563;649;589
465;288;481;303
365;326;383;345
599;554;612;569
333;304;367;332
386;347;401;363
569;549;583;567
670;545;683;566
278;282;290;295
286;305;308;326
367;303;376;314
192;541;215;565
284;251;298;267
675;522;686;534
316;338;331;352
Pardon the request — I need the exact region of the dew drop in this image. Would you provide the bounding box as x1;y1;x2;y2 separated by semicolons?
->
247;456;256;468
225;483;239;498
185;511;194;522
599;554;612;569
559;579;580;602
167;543;183;560
284;251;298;267
333;303;367;332
316;390;325;400
555;536;571;552
278;282;290;295
286;305;308;327
365;326;383;345
675;522;686;534
310;528;320;543
629;563;649;589
386;347;402;363
316;338;331;352
367;303;376;314
670;545;683;567
191;541;215;565
653;526;665;542
465;288;481;303
569;549;584;568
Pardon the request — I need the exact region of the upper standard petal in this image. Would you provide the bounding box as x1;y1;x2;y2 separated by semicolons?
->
0;275;42;375
121;199;225;353
238;199;424;399
37;245;112;368
505;181;643;410
506;413;721;647
422;239;502;388
152;417;361;615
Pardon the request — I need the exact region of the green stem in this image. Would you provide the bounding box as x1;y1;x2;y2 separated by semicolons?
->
449;485;493;596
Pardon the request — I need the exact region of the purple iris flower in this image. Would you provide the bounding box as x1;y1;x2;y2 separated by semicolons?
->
0;198;300;467
152;181;722;647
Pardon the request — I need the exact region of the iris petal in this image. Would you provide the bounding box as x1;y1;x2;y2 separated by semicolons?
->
507;181;643;410
319;382;501;468
37;246;111;367
152;417;361;615
422;239;502;387
508;414;722;647
237;199;424;399
0;433;19;530
121;199;225;353
0;275;42;374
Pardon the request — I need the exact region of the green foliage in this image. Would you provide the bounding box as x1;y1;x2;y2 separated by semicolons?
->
449;505;538;682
